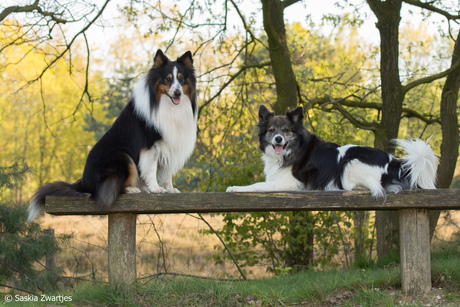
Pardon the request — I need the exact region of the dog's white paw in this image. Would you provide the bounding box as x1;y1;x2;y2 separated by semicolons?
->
226;186;247;192
149;187;167;193
125;187;142;194
164;182;180;193
167;187;180;193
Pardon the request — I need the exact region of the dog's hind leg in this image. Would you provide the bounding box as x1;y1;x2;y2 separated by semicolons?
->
124;155;142;194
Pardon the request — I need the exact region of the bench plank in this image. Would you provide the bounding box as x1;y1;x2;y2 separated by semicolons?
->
45;189;460;215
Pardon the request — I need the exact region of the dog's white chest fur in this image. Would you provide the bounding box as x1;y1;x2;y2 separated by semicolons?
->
226;148;303;192
153;95;197;174
134;76;197;192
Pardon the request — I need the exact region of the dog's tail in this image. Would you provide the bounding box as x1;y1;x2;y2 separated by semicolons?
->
27;181;87;222
93;175;123;210
395;138;439;189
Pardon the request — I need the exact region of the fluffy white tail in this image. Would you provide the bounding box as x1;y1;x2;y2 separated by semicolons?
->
394;138;439;189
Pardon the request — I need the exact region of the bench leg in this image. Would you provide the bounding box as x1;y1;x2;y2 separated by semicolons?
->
108;213;137;288
399;209;431;295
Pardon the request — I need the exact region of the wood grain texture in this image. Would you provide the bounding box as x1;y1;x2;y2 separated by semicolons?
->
399;209;431;295
45;189;460;215
108;213;137;288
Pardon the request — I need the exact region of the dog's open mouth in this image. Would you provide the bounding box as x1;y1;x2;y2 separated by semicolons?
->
273;144;287;155
171;96;181;105
166;94;181;105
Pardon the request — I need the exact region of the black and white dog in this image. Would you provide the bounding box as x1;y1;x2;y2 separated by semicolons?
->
226;105;438;195
28;50;197;221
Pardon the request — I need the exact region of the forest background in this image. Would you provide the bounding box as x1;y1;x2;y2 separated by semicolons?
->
1;0;460;287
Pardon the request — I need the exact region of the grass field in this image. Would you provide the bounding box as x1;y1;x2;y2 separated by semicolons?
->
2;245;459;306
71;245;460;306
1;210;458;306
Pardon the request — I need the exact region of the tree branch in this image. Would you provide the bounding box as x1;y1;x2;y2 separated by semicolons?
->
260;0;281;44
229;0;257;42
402;108;440;125
0;0;68;23
197;213;246;280
16;0;111;92
366;0;384;20
402;0;460;20
402;59;460;95
282;0;302;9
306;95;440;127
329;102;379;131
307;95;379;131
198;61;271;115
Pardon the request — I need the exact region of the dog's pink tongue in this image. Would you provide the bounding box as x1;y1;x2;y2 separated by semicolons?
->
172;97;181;105
274;145;284;154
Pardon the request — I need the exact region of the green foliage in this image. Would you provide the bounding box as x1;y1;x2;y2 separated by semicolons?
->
0;23;104;198
0;165;71;292
207;210;367;275
0;163;30;201
431;244;460;288
84;68;139;141
0;204;71;292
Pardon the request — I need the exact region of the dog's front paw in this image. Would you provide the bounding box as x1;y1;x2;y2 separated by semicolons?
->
164;182;180;193
149;186;167;193
167;187;180;193
226;186;247;192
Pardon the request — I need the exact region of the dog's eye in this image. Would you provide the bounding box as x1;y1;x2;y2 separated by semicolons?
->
165;76;172;82
282;128;290;132
178;75;184;82
268;128;275;132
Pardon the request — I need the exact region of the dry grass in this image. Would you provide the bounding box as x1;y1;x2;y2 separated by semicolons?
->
39;209;460;282
40;213;269;281
432;211;460;246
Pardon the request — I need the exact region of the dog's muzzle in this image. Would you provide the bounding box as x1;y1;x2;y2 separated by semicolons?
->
272;135;286;155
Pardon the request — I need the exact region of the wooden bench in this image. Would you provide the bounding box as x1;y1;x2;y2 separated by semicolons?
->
45;189;460;295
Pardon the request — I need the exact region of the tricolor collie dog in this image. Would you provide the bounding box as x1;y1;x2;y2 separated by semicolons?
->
28;50;197;222
226;105;438;195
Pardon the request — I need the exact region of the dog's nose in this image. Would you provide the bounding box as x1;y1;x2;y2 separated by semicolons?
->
275;136;283;143
174;89;181;97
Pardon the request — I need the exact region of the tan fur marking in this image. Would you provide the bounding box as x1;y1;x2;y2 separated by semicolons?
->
182;84;191;96
158;84;169;94
125;158;139;189
155;79;171;102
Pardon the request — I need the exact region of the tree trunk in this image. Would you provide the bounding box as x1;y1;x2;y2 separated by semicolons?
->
367;0;404;262
286;211;314;271
260;0;310;269
261;0;298;114
430;30;460;239
353;211;370;263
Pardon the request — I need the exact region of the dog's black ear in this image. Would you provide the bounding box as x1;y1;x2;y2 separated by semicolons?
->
177;51;194;69
286;106;304;123
153;49;169;69
259;105;274;122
